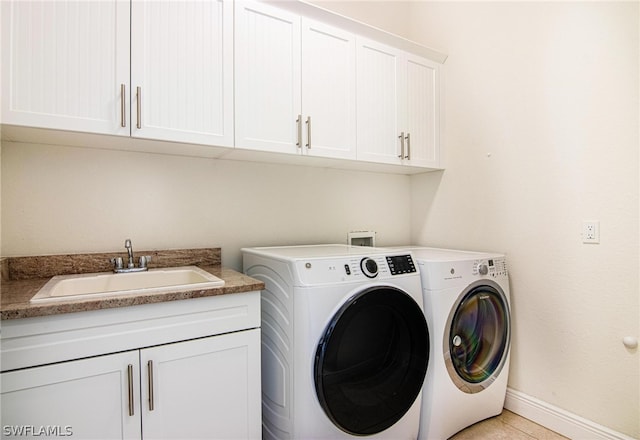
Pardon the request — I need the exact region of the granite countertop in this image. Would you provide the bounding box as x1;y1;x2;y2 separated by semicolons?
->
0;248;264;320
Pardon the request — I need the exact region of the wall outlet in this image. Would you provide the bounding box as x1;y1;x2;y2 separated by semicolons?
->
582;221;600;244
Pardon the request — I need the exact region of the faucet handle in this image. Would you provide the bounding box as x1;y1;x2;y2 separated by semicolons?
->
110;257;124;270
139;255;152;268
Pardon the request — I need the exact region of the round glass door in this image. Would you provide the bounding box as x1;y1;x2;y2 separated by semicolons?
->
314;287;429;435
444;281;510;394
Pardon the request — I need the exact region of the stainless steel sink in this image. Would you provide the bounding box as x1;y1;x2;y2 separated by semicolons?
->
30;266;225;303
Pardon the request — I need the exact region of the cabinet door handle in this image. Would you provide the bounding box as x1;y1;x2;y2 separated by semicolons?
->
127;364;134;416
147;360;155;411
136;87;142;129
296;115;302;148
398;132;405;158
306;116;311;149
120;84;126;128
405;132;411;160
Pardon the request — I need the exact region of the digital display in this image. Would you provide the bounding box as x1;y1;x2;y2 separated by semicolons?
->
386;255;417;275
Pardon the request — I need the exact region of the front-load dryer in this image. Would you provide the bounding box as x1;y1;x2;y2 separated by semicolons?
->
242;245;430;440
404;247;511;440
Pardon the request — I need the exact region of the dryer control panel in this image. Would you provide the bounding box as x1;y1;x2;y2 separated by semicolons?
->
386;255;417;275
295;254;418;285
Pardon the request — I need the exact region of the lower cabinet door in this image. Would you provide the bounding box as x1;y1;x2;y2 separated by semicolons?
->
140;329;261;440
1;351;142;440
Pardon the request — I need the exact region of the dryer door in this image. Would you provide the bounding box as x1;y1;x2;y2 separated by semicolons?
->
444;280;510;393
314;287;429;436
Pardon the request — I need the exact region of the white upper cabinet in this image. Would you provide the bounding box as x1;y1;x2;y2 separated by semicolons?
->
1;0;233;148
2;0;444;172
1;0;130;136
404;53;441;168
235;1;356;160
234;1;301;155
356;39;403;165
130;0;234;147
357;38;441;168
301;19;357;159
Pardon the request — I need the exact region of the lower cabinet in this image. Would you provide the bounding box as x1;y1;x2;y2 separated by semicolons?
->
1;329;261;440
141;330;261;439
1;351;141;439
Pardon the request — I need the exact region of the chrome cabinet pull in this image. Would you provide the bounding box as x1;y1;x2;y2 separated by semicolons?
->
120;84;126;128
398;132;405;158
136;87;142;129
147;360;154;411
127;364;134;416
296;115;302;148
305;116;311;149
405;132;411;160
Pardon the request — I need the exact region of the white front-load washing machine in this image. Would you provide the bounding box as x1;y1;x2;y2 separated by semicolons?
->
405;247;511;440
242;245;430;440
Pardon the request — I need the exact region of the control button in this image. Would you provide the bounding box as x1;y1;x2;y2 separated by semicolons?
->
360;258;378;278
478;264;489;276
344;264;351;275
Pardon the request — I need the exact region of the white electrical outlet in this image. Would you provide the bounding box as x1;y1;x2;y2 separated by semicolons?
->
582;221;600;244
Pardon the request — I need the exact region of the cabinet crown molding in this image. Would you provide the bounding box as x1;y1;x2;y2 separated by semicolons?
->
262;0;448;64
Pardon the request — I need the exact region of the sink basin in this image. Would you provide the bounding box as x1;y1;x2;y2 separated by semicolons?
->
30;266;225;303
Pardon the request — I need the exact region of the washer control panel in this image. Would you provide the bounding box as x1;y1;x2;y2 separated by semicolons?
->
473;258;508;278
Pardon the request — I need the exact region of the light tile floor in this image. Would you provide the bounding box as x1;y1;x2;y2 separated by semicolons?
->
449;410;568;440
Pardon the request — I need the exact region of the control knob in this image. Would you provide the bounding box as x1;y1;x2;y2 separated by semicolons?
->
477;263;489;276
360;258;378;278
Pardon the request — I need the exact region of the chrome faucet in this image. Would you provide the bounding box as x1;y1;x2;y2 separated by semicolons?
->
125;239;135;268
110;239;151;273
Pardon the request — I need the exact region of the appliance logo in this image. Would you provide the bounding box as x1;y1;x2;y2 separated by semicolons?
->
444;267;463;280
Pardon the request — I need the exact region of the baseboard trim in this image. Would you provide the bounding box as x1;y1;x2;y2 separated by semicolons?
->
504;388;637;440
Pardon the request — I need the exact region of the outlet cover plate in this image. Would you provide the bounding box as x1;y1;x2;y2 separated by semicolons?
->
582;221;600;244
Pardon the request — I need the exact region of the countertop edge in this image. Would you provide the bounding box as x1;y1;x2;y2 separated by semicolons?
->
0;266;264;320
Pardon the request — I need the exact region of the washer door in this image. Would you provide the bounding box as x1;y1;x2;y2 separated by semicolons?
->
314;287;429;436
444;280;510;394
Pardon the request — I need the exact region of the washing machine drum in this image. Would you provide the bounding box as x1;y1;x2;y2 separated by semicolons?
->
314;286;429;436
445;281;510;394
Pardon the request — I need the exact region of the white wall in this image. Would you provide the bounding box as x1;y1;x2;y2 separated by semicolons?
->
310;0;413;41
407;2;639;438
0;142;412;269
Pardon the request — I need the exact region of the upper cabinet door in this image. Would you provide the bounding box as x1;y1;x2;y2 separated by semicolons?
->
235;1;301;154
356;38;403;165
1;0;130;135
235;4;356;160
130;0;234;147
403;54;441;168
356;37;442;169
301;19;356;160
